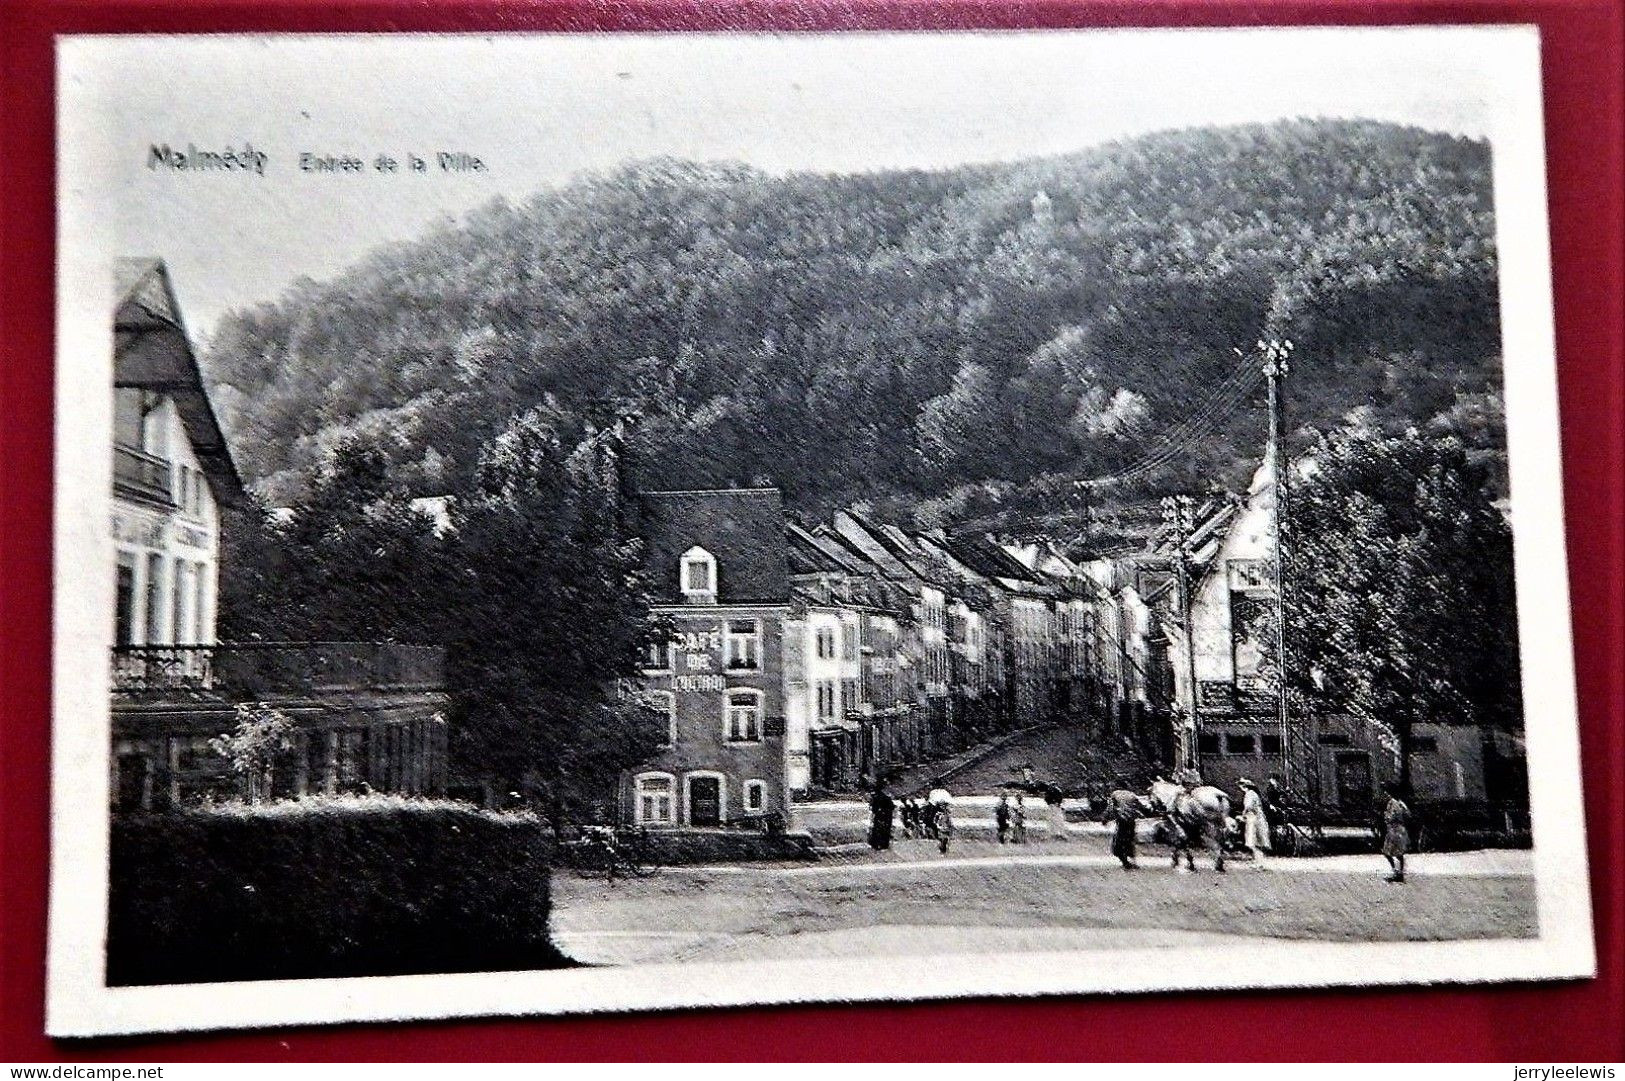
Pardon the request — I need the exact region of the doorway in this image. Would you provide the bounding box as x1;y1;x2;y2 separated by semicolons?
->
1335;751;1373;811
687;774;722;827
115;752;151;811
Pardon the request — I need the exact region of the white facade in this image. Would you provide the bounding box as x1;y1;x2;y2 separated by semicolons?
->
1178;460;1276;715
112;392;222;648
784;607;851;791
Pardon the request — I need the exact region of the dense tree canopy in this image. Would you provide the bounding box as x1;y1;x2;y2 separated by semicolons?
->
217;417;663;811
203;119;1503;542
1281;425;1522;787
442;408;663;815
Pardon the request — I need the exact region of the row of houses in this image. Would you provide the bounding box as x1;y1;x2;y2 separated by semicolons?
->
619;459;1528;828
619;487;1171;828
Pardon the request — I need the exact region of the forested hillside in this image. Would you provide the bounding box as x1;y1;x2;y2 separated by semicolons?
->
203;118;1504;543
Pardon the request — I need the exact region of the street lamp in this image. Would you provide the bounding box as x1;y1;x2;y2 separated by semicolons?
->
1259;338;1304;800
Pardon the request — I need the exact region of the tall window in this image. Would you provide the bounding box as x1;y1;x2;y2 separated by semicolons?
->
171;563;191;645
114;555;136;646
681;546;716;601
841;622;858;661
816;680;836;722
744;780;766;813
815;626;836;660
643;639;672;671
636;774;675;825
143;553;164;644
726;690;762;742
113;388;144;449
841;679;859;714
194;562;209;643
726;619;760;670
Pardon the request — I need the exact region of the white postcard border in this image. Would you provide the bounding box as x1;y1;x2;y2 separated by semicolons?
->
47;26;1595;1038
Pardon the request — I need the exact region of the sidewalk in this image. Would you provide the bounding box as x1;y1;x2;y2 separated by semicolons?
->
668;844;1535;878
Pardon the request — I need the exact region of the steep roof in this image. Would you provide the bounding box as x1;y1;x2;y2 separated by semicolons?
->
811;522;897;579
855;513;956;589
787;521;869;577
938;532;1048;589
640;488;789;605
114;257;246;508
829;510;921;585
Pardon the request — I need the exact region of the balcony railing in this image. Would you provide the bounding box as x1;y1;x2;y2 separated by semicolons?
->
111;641;445;697
113;444;175;505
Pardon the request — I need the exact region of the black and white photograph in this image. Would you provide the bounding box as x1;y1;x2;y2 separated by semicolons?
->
49;27;1592;1036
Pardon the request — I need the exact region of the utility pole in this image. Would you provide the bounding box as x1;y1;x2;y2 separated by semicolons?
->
1161;493;1199;769
1260;338;1315;807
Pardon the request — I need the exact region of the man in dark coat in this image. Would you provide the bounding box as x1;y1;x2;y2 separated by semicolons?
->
995;794;1012;843
1103;780;1144;869
1264;774;1288;849
868;784;895;851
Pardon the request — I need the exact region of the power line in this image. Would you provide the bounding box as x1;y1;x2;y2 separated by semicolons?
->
1075;358;1264;490
1076;362;1259;489
1108;373;1263;486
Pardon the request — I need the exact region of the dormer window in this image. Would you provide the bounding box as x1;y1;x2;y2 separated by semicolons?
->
681;546;716;604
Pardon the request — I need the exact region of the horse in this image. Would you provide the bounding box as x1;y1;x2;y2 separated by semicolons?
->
1148;778;1231;872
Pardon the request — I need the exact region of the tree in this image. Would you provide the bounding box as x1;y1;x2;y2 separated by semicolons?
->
442;409;663;827
216;439;449;645
209;702;298;804
1281;425;1522;794
915;362;1002;477
202;119;1501;544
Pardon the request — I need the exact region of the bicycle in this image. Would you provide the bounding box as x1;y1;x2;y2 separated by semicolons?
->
559;824;655;882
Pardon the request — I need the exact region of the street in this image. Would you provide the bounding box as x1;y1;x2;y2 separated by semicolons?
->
551;841;1536;966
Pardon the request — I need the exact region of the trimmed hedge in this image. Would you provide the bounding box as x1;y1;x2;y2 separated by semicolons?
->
108;796;570;986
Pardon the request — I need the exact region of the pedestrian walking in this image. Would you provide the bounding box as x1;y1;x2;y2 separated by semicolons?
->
1264;775;1285;822
1381;783;1412;883
903;798;919;839
868;783;895;851
995;794;1011;843
1239;778;1271;867
927;781;954;854
1043;782;1069;842
1011;793;1027;844
1103;780;1143;869
1263;773;1286;849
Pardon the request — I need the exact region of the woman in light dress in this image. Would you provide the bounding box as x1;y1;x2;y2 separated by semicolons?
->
1239;778;1272;866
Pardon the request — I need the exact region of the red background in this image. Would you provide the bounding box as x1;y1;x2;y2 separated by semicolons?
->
1;0;1620;1061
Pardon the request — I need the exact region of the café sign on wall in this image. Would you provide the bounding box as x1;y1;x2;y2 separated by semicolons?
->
672;627;726;693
